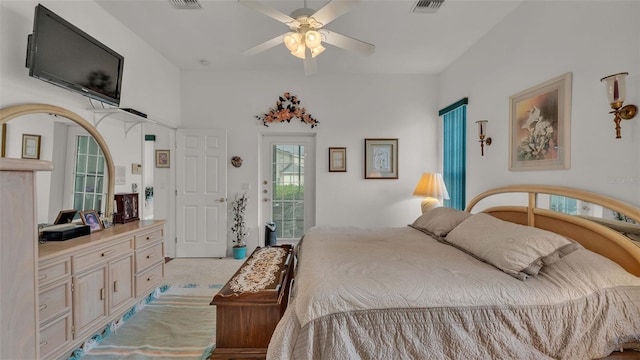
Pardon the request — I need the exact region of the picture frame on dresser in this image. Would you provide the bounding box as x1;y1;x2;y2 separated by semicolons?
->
79;210;103;232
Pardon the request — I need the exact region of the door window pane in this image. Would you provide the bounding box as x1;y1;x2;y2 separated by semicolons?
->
272;144;305;240
73;135;106;216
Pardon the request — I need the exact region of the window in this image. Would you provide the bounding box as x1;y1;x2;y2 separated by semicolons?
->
440;98;467;210
72;135;106;216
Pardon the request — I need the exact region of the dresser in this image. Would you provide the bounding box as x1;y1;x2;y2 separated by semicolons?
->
209;245;294;360
38;220;165;359
0;158;52;360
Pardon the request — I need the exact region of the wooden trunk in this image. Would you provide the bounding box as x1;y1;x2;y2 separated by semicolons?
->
209;245;294;360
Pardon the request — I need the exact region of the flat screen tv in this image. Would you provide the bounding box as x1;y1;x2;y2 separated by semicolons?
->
26;4;124;106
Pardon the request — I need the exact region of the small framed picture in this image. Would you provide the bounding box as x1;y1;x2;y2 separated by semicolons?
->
21;134;41;159
155;149;170;168
329;147;346;172
364;138;398;179
80;210;103;232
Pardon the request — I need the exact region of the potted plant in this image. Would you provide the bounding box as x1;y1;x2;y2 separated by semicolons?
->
230;192;249;259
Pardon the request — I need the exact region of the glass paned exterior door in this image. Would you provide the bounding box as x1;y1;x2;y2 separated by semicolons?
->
73;135;106;216
272;144;305;240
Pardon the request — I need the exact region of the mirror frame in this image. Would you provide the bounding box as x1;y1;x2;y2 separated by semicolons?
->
0;104;115;217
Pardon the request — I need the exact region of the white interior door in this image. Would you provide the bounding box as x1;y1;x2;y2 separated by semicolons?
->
261;134;316;246
176;129;227;257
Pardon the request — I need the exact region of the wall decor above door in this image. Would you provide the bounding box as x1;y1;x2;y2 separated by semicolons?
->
256;92;319;128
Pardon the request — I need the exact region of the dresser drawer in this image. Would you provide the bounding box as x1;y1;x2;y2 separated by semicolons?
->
135;242;164;273
39;278;71;325
73;238;133;273
39;257;71;288
40;312;72;360
136;261;164;297
134;227;164;249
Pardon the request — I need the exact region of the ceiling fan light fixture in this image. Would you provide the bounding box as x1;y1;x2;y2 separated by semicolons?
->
305;30;322;49
291;45;306;59
311;44;325;58
284;32;302;52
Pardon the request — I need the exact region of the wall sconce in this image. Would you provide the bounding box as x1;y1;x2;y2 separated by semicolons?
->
413;173;450;214
475;120;492;156
600;72;637;139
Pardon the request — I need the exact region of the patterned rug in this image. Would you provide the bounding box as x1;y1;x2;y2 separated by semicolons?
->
80;285;221;359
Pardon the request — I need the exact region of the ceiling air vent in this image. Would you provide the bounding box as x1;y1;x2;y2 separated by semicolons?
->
169;0;202;10
411;0;444;14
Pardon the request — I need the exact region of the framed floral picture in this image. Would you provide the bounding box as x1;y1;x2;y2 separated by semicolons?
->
155;149;170;168
509;73;572;171
364;138;398;179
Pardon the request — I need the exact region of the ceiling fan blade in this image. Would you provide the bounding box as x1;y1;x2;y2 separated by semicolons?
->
323;31;375;56
238;0;299;27
311;0;360;27
242;34;285;56
304;48;317;76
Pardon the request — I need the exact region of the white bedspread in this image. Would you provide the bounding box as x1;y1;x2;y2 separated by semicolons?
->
267;226;640;359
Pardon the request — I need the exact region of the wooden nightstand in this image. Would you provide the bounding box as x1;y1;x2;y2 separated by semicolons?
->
209;245;294;360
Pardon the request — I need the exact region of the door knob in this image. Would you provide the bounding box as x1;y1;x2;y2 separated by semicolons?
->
216;197;226;203
263;198;270;202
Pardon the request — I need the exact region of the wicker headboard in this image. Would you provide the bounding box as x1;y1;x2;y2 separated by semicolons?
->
465;185;640;277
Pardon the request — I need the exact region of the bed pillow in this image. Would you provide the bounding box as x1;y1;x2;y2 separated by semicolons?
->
409;207;472;237
444;213;582;280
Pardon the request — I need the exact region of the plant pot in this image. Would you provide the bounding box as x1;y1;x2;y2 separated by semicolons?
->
232;246;247;260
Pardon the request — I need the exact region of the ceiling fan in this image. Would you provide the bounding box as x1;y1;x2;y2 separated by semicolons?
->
238;0;375;75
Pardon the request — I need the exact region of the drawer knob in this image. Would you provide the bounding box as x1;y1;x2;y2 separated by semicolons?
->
147;274;156;282
146;253;155;259
40;340;48;347
39;304;48;311
101;249;116;257
146;236;151;240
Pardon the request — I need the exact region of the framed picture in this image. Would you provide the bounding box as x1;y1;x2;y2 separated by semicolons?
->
509;72;572;171
328;147;347;172
80;210;103;232
364;138;398;179
21;134;41;159
155;149;170;168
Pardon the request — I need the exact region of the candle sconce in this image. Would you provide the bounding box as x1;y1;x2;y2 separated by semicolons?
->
475;120;492;156
600;72;637;139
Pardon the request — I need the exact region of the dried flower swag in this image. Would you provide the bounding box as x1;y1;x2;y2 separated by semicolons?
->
256;92;319;128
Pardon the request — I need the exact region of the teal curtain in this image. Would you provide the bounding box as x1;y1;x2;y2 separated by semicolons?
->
440;100;467;210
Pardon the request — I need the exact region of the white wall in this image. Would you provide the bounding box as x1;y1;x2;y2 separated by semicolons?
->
181;71;439;253
438;0;640;207
0;1;180;244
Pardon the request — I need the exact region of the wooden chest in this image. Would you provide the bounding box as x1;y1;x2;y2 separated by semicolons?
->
209;245;294;360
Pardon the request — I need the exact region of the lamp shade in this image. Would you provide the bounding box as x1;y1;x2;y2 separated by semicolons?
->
284;32;302;52
413;173;449;199
601;72;628;104
305;30;322;49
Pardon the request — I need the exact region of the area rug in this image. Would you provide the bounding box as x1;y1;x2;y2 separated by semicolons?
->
80;285;221;359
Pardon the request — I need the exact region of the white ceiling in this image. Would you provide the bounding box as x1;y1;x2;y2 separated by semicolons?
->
96;0;523;75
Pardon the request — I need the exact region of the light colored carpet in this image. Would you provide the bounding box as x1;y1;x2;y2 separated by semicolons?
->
79;257;243;359
163;257;244;286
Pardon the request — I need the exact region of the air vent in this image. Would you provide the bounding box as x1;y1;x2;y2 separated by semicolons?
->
411;0;444;13
169;0;202;10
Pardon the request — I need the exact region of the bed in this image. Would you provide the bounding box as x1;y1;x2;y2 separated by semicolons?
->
267;185;640;360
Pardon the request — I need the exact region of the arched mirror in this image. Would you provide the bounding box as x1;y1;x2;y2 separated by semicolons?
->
0;104;115;221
